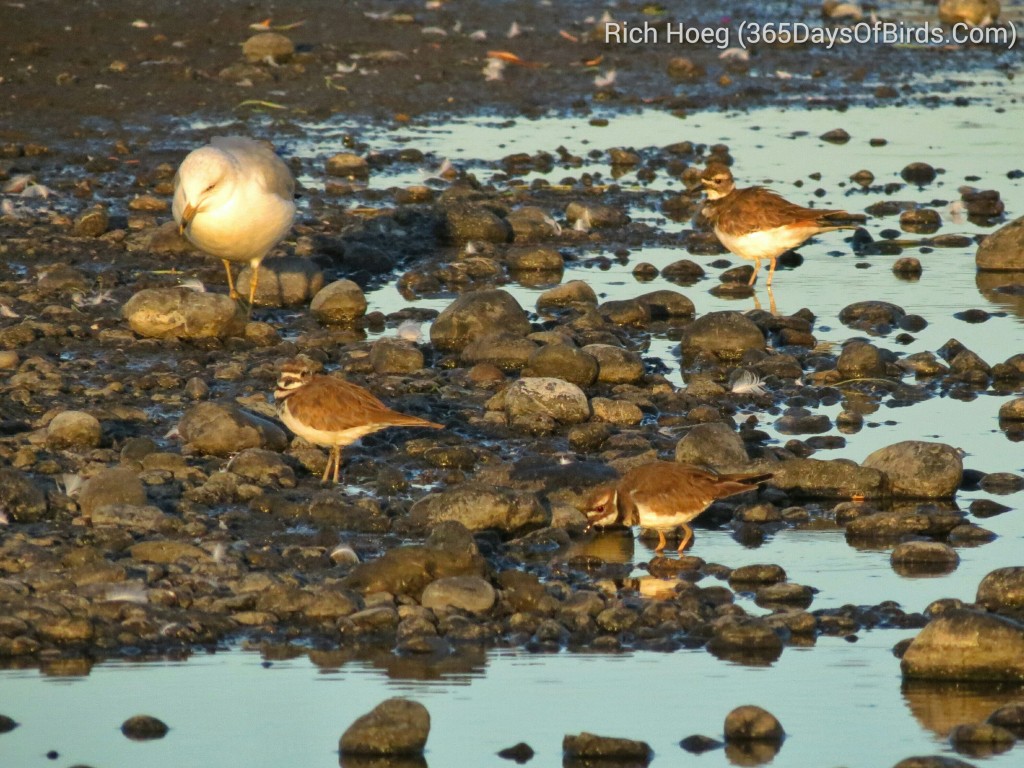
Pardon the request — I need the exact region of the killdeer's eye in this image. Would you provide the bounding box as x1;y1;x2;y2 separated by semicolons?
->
594;504;605;513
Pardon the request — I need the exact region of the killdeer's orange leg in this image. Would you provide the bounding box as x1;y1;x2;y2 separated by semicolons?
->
223;260;240;300
332;445;341;485
766;284;777;316
766;257;777;286
747;259;761;286
320;448;333;484
654;529;667;553
677;525;693;554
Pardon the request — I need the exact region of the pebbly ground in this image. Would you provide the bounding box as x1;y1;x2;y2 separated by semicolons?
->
1;0;1023;710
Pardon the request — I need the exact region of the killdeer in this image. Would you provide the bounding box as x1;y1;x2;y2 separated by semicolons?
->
172;136;296;312
700;161;860;287
273;361;442;485
582;461;773;554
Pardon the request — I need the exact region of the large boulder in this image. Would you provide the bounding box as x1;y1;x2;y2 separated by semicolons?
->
339;698;430;756
122;287;246;339
408;485;549;536
178;402;288;457
678;311;765;361
976;215;1024;271
430;289;531;352
901;610;1024;682
862;441;962;498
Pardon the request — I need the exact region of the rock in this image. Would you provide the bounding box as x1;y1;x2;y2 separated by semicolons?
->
242;32;294;63
431;289;531;352
863;441;963;498
775;407;831;435
581;344;645;384
977;215;1024;270
998;398;1024;421
635;289;695;319
73;205;109;237
838;300;906;334
507;207;561;242
667;56;704;80
339;698;430;756
498;742;536;762
562;732;652;763
767;458;885;498
438;203;512;243
46;410;101;449
820;128;851;144
988;702;1024;738
662;259;706;283
504;377;590;425
892;758;979;768
901;610;1024;681
421;575;496;614
462;333;537;371
901;162;937;185
708;617;784;660
0;715;18;733
506;246;563;272
236;256;324;307
679;311;765;361
891;541;959;573
948;722;1016;755
536;280;598;312
845;509;964;540
121;715;169;740
523;344;599;387
370;338;425;374
78;468;147;517
123;287;246;339
590;397;643;425
325;152;369;178
408;485;549;535
837;340;889;378
310;280;367;325
228;448;295;487
599;298;651;328
723;705;785;742
130;540;210;564
564;201;629;229
178;402;288;457
976;567;1024;617
0;468;47;522
38;264;88;293
675;422;749;468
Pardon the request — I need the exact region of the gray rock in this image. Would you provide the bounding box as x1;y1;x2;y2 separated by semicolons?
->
564;201;629;229
976;215;1024;271
438;203;512;243
242;32;294;63
599;298;651;328
91;504;179;534
636;289;695;319
675;422;749;468
724;705;785;742
228;448;296;487
523;344;599;387
38;264;88;293
505;377;590;425
506;246;564;272
846;509;965;540
121;715;169;740
582;343;645;384
370;338;425;374
343;532;486;598
536;280;598;312
775;407;832;435
0;468;47;522
563;732;652;763
325;152;368;178
236;256;324;307
408;484;550;535
310;280;367;325
431;289;531;352
977;567;1024;617
507;207;561;241
767;458;885;498
901;610;1024;682
421;575;496;614
891;541;959;570
838;300;906;334
461;333;537;371
662;258;706;283
78;468;147;517
123;287;246;340
837;340;889;378
339;698;430;756
178;402;288;457
708;616;784;659
863;441;963;498
46;410;101;449
73;205;109;237
590;397;643;425
679;311;765;361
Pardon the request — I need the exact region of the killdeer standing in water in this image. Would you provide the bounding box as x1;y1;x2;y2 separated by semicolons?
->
173;136;296;312
274;361;442;485
700;161;860;287
582;461;773;554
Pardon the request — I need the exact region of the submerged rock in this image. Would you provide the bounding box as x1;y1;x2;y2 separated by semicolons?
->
340;698;430;756
562;732;652;763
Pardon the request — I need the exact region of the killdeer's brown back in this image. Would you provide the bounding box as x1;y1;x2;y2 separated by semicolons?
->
618;461;772;521
287;375;441;432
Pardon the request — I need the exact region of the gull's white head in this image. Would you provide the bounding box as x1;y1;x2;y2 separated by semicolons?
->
173;146;236;232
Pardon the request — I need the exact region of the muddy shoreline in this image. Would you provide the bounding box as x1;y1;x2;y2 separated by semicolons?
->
1;0;1023;685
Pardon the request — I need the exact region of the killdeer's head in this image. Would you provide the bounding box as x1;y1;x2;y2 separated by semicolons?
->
581;485;620;531
274;361;314;401
700;161;735;201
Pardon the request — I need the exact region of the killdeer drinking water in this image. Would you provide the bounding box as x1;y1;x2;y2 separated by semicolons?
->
173;136;296;312
274;361;442;485
582;461;773;554
700;161;860;287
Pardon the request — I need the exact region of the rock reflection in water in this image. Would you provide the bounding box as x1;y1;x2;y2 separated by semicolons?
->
901;679;1024;738
341;756;427;768
976;271;1024;318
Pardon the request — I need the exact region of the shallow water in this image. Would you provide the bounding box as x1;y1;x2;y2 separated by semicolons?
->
5;75;1024;766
